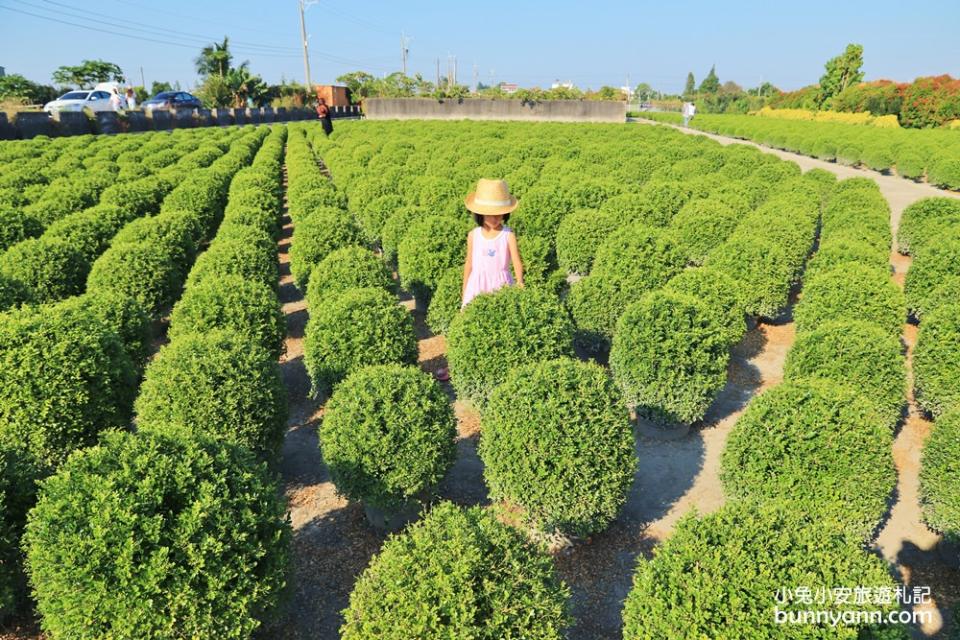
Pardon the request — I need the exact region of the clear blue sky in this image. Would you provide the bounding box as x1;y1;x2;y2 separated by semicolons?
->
1;0;958;93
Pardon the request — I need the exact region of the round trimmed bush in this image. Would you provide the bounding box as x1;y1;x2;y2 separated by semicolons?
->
44;210;116;264
170;275;285;359
306;245;395;303
567;223;685;341
669;198;740;265
0;237;88;304
805;237;890;279
397;215;468;301
186;238;279;292
795;263;904;337
87;242;181;318
54;290;153;373
341;501;570;639
304;287;418;395
721;379;896;540
862;145;895;173
426;266;462;335
611;290;730;425
928;158;960;190
904;237;960;319
0;274;30;312
705;234;796;319
381;206;426;267
447;285;573;407
663;266;745;346
555;209;623;275
357;194;404;243
622;499;909;640
0;446;39;618
913;303;960;419
136;330;287;459
784;320;906;429
289;206;362;291
24;430;291;639
0;304;135;469
0;209;42;252
895;149;926;181
633;180;692;226
919;411;960;544
320;364;456;510
480;358;636;536
510;186;575;241
213;222;276;256
897;197;960;256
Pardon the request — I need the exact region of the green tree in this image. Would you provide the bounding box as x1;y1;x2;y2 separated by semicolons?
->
817;43;864;108
51;60;124;88
150;81;174;96
698;65;720;94
195;37;233;78
634;82;654;101
224;62;267;106
336;71;378;103
0;74;58;104
683;72;695;98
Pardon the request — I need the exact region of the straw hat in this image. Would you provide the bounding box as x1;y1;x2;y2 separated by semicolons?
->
464;178;519;215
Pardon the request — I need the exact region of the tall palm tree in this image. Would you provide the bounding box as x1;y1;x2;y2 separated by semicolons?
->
195;37;232;78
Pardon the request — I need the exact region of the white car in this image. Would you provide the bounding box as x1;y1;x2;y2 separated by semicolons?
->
44;90;114;114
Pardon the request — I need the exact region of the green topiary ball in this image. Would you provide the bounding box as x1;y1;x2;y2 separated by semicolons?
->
0;304;135;469
320;364;456;510
170;274;285;359
53;290;153;374
0;273;31;313
381;206;426;267
306;246;396;305
510;186;575;241
357;194;404;244
0;209;42;253
611;290;730;425
304;287;418;396
87;242;182;318
904;237;960;320
480;358;636;536
44;210;117;265
555;209;623;275
897;197;960;256
632;180;693;226
796;263;904;337
913;303;960;419
341;501;571;639
663;266;746;346
919;410;960;545
24;430;291;639
669;198;740;265
136;330;287;459
621;499;909;640
0;446;39;618
289;206;362;291
784;320;906;429
805;236;890;279
187;238;279;293
447;285;574;408
397;215;468;301
0;237;88;304
425;266;462;335
567;223;685;342
721;379;896;540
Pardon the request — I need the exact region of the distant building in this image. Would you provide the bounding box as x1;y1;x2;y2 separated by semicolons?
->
314;85;351;107
551;80;575;90
0;66;5;78
620;85;634;99
499;83;519;94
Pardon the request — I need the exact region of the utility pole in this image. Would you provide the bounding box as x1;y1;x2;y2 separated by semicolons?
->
139;66;145;89
401;32;410;75
298;0;313;90
436;58;440;88
473;62;478;92
453;57;457;85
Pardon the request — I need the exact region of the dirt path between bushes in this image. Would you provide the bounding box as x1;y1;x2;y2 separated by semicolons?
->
641;118;960;638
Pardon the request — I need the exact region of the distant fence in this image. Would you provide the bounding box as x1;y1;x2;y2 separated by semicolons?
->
0;104;362;140
364;98;626;123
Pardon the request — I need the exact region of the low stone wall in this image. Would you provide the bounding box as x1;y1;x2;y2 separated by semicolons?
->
364;98;626;123
2;104;362;139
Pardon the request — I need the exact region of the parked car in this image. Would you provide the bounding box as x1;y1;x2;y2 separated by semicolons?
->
141;91;203;112
43;90;113;114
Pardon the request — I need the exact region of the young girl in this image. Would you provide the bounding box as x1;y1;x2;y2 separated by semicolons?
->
461;178;524;307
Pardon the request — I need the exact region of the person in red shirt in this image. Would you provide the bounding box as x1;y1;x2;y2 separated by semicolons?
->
316;97;333;136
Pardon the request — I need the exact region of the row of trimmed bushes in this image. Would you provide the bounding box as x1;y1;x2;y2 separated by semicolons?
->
673;113;960;190
903;198;960;550
0;126;283;628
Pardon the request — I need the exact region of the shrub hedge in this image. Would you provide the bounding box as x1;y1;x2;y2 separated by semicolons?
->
621;499;909;639
705;234;795;319
554;209;623;275
904;236;960;319
913;303;960;419
669;198;740;265
320;364;456;510
663;266;746;346
289;206;362;291
721;379;896;540
0;446;39;618
341;501;570;639
611;290;731;425
304;287;418;396
397;215;468;301
0;237;88;304
24;431;290;639
87;242;181;318
794;263;905;337
0;304;135;469
919;410;960;545
897;197;960;256
447;285;574;407
186;238;279;293
480;358;636;536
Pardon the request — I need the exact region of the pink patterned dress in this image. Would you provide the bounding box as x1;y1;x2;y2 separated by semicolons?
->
462;226;515;308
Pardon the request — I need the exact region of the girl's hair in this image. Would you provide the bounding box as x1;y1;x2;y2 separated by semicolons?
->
473;213;510;226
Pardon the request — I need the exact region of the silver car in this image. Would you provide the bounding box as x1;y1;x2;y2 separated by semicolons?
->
44;90;114;114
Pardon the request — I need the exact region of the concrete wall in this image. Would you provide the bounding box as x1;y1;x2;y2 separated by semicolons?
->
0;105;362;139
364;98;626;123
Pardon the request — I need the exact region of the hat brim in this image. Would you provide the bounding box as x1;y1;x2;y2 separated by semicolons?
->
464;193;519;215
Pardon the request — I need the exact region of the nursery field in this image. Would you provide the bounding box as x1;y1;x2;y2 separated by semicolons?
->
643;111;960;189
0;117;959;639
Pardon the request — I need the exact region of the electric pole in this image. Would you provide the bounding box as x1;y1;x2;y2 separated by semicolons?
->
436;58;440;88
139;66;145;89
401;32;410;75
298;0;313;90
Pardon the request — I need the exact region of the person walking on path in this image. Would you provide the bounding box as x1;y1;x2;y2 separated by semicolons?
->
125;87;137;110
682;101;696;127
316;97;333;136
109;87;124;112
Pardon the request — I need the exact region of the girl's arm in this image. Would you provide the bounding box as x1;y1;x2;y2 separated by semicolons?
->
507;232;524;288
462;230;474;301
